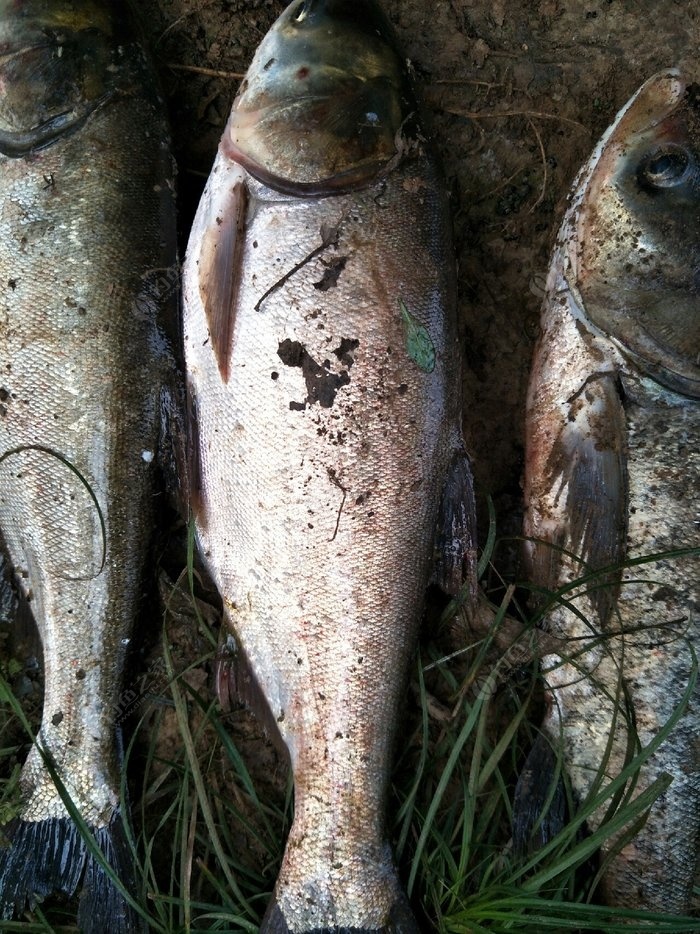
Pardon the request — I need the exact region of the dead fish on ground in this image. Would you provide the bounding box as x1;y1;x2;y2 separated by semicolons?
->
0;1;177;930
183;0;477;930
520;69;699;912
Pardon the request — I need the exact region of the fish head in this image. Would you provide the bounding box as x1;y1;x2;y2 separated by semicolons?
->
572;69;700;397
0;0;131;155
223;0;419;193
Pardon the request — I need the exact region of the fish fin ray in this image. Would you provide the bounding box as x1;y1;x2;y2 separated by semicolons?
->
0;813;144;930
77;813;146;934
512;732;568;855
198;179;249;382
433;447;478;599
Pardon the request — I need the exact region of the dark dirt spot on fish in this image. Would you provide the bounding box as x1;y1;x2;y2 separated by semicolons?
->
313;255;348;292
333;337;359;367
277;338;353;409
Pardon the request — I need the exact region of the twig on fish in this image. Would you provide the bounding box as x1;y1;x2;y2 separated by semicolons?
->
327;468;347;543
167;63;245;80
254;221;342;312
431;78;504;90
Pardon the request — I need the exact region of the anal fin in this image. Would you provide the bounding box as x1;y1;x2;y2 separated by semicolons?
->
215;628;288;762
512;732;568;856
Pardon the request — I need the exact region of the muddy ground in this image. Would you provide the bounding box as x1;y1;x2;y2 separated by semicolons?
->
2;0;699;930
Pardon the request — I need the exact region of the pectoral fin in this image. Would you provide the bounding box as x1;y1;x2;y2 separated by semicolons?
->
198;180;249;382
536;373;627;624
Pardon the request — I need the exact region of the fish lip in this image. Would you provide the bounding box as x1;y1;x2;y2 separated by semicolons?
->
220;131;397;197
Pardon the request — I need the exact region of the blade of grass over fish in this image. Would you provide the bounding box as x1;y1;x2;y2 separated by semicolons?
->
161;628;254;919
183;682;281;842
407;665;503;895
511;649;696;890
433;584;515;670
394;653;431;860
0;674;158;932
191;859;260;932
447;894;700;931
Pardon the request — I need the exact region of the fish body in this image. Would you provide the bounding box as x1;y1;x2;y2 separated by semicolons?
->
523;70;699;911
0;1;176;929
183;1;473;930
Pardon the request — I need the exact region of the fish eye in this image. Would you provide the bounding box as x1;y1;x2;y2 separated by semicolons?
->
636;144;692;191
293;0;313;22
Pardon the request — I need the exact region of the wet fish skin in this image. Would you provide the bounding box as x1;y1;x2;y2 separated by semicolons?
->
183;1;471;930
523;70;700;912
0;1;177;929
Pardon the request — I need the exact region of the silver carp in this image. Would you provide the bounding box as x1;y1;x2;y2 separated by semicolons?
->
0;1;177;930
183;0;475;930
522;69;699;912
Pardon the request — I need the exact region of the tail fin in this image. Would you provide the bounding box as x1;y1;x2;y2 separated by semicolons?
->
0;811;146;933
260;890;420;933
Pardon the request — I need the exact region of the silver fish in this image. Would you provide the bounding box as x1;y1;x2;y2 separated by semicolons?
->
183;0;475;930
522;69;699;912
0;1;177;930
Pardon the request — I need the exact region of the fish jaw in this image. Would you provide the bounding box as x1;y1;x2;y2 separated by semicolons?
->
523;70;700;912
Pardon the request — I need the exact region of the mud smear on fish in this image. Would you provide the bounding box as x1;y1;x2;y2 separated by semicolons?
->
0;1;178;930
183;0;478;930
519;69;699;914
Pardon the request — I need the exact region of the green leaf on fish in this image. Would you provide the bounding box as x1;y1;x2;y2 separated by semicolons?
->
399;299;435;373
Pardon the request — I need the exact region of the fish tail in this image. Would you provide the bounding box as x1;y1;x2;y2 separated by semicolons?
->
260;891;420;933
0;811;146;933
